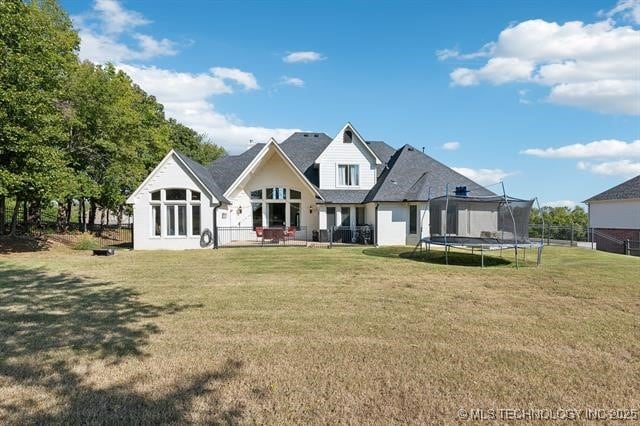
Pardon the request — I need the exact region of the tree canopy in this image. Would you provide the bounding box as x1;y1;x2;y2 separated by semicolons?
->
0;0;226;233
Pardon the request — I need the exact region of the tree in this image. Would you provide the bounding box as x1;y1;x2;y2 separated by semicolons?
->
0;0;79;235
167;119;226;165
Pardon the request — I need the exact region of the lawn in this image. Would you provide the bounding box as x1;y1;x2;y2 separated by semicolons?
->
0;244;638;424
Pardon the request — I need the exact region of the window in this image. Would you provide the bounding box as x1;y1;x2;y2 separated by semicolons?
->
269;203;286;227
166;189;186;200
167;205;176;235
250;189;262;200
252;203;262;229
290;189;301;199
151;190;161;201
152;205;161;236
338;165;359;186
409;205;417;234
192;205;200;235
343;129;353;143
267;187;286;200
290;203;300;228
356;207;365;226
341;207;351;227
177;206;187;236
191;191;200;201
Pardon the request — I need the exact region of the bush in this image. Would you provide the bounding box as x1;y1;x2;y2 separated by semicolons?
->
72;237;100;250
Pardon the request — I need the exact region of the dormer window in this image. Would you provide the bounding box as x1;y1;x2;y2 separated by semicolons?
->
338;164;359;186
343;130;353;143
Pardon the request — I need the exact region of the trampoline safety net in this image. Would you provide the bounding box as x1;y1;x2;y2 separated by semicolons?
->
429;195;534;245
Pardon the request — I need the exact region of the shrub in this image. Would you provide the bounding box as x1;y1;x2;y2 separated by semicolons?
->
72;237;100;250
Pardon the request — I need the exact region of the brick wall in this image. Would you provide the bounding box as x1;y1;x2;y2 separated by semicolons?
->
593;228;640;254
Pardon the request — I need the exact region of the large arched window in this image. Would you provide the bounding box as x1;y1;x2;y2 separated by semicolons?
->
249;187;301;229
150;189;201;237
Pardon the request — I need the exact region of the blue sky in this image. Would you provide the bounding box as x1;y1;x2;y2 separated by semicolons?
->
62;0;640;207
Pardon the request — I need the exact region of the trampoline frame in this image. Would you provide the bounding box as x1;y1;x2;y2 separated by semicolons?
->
413;182;544;268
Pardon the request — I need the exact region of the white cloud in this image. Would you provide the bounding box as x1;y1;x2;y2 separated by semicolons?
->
543;200;579;209
452;167;515;185
577;160;640;177
440;14;640;114
283;51;326;63
607;0;640;24
73;0;177;62
442;141;460;150
211;67;259;90
279;76;305;87
522;139;640;158
118;64;297;153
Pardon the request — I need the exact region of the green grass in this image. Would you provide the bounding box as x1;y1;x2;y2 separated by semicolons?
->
0;245;638;423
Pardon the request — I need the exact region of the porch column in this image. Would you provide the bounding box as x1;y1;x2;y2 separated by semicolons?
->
350;206;356;229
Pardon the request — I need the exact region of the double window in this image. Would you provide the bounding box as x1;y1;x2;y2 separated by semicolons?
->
338;164;359;186
150;189;201;237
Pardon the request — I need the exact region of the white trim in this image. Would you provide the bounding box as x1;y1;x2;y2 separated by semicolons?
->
315;122;382;165
223;139;323;200
126;150;219;205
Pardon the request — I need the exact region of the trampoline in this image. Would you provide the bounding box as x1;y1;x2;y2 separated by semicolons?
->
414;184;544;268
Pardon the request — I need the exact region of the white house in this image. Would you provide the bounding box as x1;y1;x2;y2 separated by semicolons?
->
126;123;493;249
584;175;640;254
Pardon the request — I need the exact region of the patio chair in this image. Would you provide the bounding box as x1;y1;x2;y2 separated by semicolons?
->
255;227;263;237
284;226;296;238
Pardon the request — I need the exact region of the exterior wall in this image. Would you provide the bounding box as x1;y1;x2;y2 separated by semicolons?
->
589;199;640;229
375;202;428;246
131;154;216;250
217;150;319;235
592;228;640;254
316;134;377;190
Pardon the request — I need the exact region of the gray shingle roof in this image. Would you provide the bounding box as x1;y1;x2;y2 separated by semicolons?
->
584;175;640;202
178;133;494;205
173;150;229;203
365;144;495;202
318;190;371;204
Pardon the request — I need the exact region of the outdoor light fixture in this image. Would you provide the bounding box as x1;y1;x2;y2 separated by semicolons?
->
309;205;313;214
237;206;243;215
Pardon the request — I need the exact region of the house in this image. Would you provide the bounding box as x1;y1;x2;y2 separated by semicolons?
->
584;174;640;254
126;123;493;250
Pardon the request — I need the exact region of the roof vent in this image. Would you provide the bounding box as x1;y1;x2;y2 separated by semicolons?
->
314;134;318;137
455;186;469;197
303;133;309;137
407;146;414;151
343;130;353;143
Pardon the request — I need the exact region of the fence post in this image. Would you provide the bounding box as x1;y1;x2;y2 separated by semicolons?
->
624;239;630;256
570;223;574;247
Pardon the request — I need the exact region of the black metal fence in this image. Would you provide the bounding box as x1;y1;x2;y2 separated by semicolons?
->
216;225;375;248
2;205;133;249
528;223;589;245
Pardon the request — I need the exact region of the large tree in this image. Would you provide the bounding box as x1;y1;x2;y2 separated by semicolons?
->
167;119;226;165
0;0;79;234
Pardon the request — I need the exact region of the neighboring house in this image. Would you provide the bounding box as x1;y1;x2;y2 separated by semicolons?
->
584;175;640;254
126;123;493;250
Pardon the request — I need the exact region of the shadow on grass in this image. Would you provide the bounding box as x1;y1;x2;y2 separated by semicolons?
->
362;247;513;267
0;264;243;423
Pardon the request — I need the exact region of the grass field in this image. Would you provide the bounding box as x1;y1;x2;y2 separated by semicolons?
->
0;244;638;424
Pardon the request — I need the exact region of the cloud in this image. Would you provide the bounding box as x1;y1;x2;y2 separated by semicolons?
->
543;200;580;209
73;0;177;62
283;51;326;63
522;139;640;158
118;64;297;153
211;67;259;90
439;14;640;114
279;76;305;87
606;0;640;24
577;160;640;177
452;167;515;185
442;141;460;150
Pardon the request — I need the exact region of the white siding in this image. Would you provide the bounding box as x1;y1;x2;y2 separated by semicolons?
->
589;199;640;229
375;202;429;246
316;135;377;190
130;154;216;250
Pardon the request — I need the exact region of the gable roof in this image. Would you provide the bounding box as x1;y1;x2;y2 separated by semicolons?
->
314;123;382;165
365;144;495;202
584;175;640;202
173;150;229;203
155;130;496;205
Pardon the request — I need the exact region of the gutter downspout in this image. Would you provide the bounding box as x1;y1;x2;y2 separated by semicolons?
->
213;204;220;249
374;203;379;246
